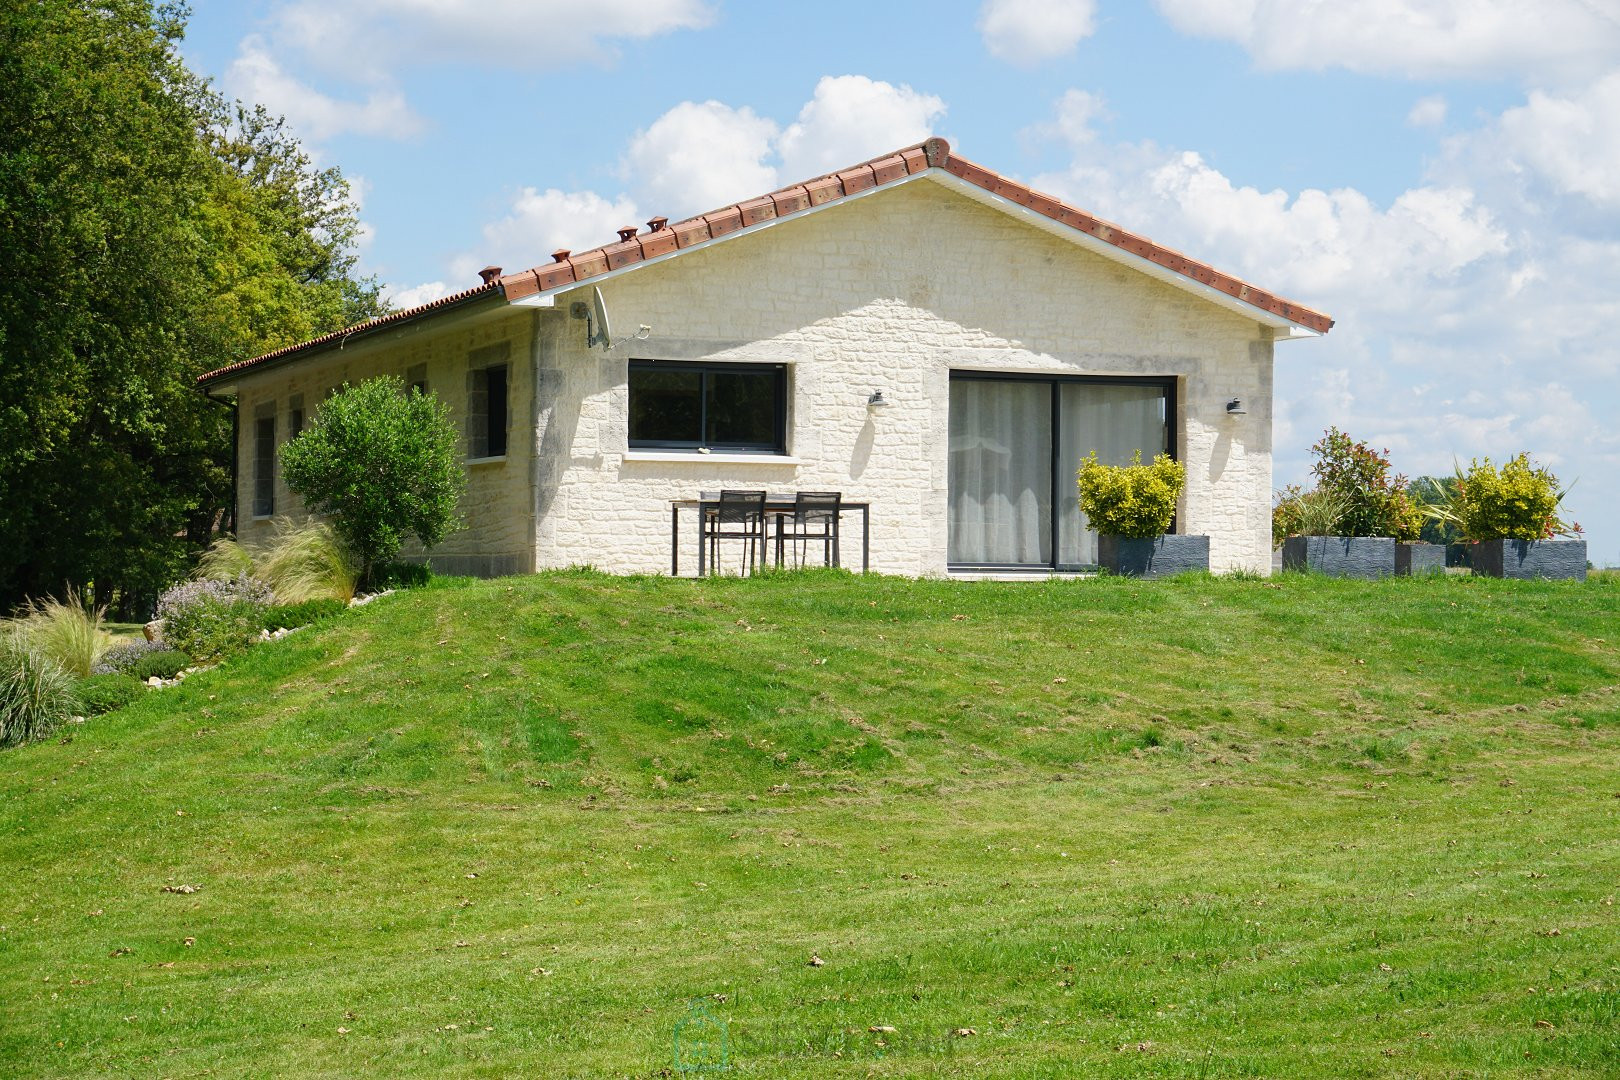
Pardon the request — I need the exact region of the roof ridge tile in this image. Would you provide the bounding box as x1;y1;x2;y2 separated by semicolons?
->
199;134;1330;385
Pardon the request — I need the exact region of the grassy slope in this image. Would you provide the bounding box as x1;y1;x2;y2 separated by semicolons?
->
2;571;1619;1078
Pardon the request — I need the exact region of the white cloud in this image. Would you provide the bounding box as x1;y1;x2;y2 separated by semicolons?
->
1026;85;1620;549
622;101;780;220
269;0;715;80
621;76;946;219
1152;0;1620;83
776;76;947;182
1037;143;1507;308
1492;71;1620;207
224;1;714;147
449;188;643;285
1406;94;1447;127
384;281;452;309
225;37;424;141
978;0;1099;66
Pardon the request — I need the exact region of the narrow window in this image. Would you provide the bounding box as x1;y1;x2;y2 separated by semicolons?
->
288;394;304;439
252;413;276;517
486;365;508;457
406;364;428;396
466;347;510;459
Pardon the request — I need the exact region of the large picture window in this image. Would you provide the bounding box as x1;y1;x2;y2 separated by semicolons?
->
629;361;786;453
948;372;1174;570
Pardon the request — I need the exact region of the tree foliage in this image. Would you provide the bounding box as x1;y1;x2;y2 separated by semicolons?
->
0;0;384;616
280;378;464;581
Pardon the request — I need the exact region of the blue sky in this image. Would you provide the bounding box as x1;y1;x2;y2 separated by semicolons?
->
182;1;1620;562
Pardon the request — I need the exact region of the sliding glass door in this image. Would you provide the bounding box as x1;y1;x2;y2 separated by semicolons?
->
948;373;1173;570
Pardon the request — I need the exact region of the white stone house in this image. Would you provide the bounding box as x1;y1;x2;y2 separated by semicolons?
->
197;139;1332;578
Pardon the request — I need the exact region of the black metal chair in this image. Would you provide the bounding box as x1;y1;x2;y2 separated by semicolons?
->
776;491;843;568
705;490;767;575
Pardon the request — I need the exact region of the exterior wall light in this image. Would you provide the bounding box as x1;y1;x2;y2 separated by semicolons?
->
867;390;891;409
1226;398;1246;415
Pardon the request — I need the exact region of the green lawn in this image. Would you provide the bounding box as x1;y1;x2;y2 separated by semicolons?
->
3;570;1619;1077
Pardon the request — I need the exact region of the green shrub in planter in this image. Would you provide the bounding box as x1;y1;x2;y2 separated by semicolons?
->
125;650;191;682
78;673;144;715
1272;485;1351;547
1424;454;1584;581
1437;453;1578;541
0;638;81;747
263;598;346;631
1076;450;1185;539
1307;428;1422;540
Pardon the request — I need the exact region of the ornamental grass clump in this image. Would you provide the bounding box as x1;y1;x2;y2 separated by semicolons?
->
1076;451;1186;538
197;519;359;604
157;575;274;660
1272;486;1352;548
0;637;81;748
1429;454;1579;542
7;589;111;679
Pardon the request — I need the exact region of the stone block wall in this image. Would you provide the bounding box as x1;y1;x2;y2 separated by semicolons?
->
533;176;1280;575
228;307;535;577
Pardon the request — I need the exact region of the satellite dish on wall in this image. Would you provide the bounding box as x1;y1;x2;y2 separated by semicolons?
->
571;285;651;351
588;286;612;351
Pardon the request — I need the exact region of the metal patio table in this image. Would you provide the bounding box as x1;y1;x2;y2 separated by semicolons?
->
669;492;871;576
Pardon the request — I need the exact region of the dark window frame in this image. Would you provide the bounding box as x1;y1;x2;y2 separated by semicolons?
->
252;413;276;518
628;359;788;454
467;360;510;460
947;370;1178;572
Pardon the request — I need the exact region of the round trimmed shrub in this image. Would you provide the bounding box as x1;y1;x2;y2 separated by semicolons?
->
93;638;169;675
125;649;191;682
78;673;144;715
262;598;345;631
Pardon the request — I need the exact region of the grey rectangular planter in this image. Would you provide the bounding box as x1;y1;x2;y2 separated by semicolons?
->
1281;535;1397;578
1395;542;1445;576
1470;539;1587;581
1097;534;1210;578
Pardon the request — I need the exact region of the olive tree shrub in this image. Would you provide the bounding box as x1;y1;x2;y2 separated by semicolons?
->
280;377;464;584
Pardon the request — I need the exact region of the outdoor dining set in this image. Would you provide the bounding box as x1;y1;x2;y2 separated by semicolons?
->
668;491;871;576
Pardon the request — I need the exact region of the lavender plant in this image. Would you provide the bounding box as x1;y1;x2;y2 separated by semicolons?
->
157;574;274;659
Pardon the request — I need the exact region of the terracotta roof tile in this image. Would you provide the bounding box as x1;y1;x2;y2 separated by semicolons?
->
199;136;1333;386
196;281;501;385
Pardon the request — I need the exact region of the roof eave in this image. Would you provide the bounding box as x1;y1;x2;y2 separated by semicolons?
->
510;168;1330;338
195;284;507;388
929;172;1326;337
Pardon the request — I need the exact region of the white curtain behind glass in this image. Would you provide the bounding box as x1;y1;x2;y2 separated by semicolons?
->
947;380;1052;564
1057;384;1168;566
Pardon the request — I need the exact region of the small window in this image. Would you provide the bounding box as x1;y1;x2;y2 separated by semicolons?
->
406;364;427;396
628;361;786;453
468;363;509;459
252;414;276;517
288;394;304;439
